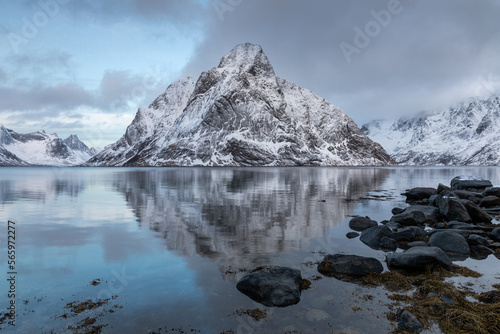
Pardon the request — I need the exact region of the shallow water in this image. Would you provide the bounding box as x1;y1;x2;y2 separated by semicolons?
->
0;167;499;333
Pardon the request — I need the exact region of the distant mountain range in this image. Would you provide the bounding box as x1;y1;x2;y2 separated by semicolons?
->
0;125;100;166
85;43;393;167
3;43;499;168
362;96;500;165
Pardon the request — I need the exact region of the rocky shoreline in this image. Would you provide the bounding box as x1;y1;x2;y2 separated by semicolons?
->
236;175;500;333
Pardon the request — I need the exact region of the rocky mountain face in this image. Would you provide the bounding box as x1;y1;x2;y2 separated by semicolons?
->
0;125;100;166
362;96;500;165
86;43;393;167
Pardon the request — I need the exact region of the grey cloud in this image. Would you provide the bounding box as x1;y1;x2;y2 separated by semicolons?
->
182;0;500;124
0;69;168;115
0;83;92;111
51;0;206;24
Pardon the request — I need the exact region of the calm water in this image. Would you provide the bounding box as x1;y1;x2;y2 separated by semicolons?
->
0;167;499;333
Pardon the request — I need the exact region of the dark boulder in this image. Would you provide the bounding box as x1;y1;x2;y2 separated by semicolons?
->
492;228;500;242
479;196;500;208
437;183;451;194
470;245;494;259
236;265;303;307
387;246;452;270
436;195;472;223
483;187;500;198
346;232;360;239
403;205;441;224
453;190;482;204
348;216;378;232
391;207;405;215
402;187;437;202
398;309;423;333
360;225;392;250
467;234;490;247
462;200;492;223
390;210;426;227
428;231;470;261
317;254;383;278
451;176;492;191
391;226;427;242
379;237;398;251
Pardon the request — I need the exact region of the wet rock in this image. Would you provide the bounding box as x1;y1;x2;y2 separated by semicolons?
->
398;310;423;333
385;221;401;230
451;176;492;191
449;229;489;238
470;245;494;259
402;187;437;202
467;234;490;247
236;265;303;307
436;195;472;223
387;246;452;270
492;228;500;242
428;231;470;260
437;183;451;194
359;225;392;250
317;254;383;278
390;226;427;242
428;194;439;206
390;210;426;227
403;205;441;224
346;232;360;239
462;200;492;223
483;187;500;198
379;237;398;251
448;221;473;229
391;207;405;215
479;195;500;208
348;216;378;232
407;241;427;248
452;190;482;204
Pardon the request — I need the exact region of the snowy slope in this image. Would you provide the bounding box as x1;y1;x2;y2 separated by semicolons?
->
87;43;393;167
0;125;100;166
362;96;500;165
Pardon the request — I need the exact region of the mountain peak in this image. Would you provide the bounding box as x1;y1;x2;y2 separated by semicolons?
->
217;43;274;77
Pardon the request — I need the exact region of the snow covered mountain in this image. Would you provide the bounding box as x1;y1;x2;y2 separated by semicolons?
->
0;125;100;166
86;43;393;167
362;96;500;165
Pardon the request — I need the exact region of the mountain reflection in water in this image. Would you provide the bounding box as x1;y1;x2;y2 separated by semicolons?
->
113;168;391;261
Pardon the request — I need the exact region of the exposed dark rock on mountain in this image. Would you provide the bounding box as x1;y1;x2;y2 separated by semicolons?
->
362;96;500;165
86;43;394;167
0;125;99;166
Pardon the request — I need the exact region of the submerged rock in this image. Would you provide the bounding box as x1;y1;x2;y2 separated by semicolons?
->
317;254;383;278
387;246;452;270
236;265;303;307
398;309;423;333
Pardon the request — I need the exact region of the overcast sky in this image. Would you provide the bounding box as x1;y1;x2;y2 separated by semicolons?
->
1;0;499;148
